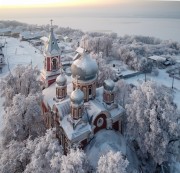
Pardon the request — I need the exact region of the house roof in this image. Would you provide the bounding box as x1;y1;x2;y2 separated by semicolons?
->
148;55;166;61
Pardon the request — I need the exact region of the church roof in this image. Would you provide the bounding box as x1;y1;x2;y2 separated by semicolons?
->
61;115;91;142
44;27;61;57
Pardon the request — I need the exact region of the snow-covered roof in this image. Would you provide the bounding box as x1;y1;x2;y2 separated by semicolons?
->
44;27;61;57
55;99;71;119
40;36;48;43
42;75;72;108
20;31;44;40
148;55;167;61
85;130;140;172
76;47;84;54
61;115;91;142
0;28;11;33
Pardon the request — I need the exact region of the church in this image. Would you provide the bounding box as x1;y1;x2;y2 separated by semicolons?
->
41;23;125;154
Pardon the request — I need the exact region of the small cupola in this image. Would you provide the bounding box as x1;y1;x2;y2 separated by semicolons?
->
70;88;84;120
56;70;67;99
103;79;115;105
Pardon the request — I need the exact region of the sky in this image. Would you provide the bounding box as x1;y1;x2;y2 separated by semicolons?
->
0;0;129;8
0;0;180;20
0;0;179;8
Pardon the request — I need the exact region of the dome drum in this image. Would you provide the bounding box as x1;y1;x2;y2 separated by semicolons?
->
103;91;115;105
56;86;67;99
71;105;84;120
103;79;115;105
70;88;84;120
72;81;96;102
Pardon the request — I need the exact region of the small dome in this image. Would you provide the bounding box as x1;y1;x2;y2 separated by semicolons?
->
71;52;98;81
103;79;115;91
56;73;67;86
71;88;84;105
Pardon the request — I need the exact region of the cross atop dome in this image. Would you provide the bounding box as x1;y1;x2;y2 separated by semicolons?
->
50;19;53;28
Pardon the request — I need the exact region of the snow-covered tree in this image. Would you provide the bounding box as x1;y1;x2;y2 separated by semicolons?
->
24;129;63;173
1;93;45;146
93;54;116;87
0;129;63;173
97;150;129;173
126;81;180;165
1;64;41;108
115;80;133;107
61;148;88;173
0;140;31;173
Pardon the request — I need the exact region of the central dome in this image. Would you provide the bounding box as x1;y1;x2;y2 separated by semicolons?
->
71;53;98;81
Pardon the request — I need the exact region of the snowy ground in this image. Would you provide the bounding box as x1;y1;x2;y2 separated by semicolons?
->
0;37;74;129
125;69;180;109
0;37;44;128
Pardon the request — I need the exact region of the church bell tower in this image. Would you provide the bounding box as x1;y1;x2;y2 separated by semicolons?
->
41;20;61;87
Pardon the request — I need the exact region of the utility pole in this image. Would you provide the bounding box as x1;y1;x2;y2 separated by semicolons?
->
172;72;175;89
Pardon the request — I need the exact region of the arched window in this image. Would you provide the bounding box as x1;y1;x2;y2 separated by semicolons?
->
52;58;57;70
89;88;92;96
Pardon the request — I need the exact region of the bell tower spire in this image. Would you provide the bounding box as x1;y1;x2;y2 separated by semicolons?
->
41;20;62;87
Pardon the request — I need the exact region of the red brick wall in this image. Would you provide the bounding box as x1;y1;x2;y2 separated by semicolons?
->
47;57;50;71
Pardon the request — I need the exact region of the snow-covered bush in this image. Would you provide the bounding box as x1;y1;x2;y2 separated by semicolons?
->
61;148;88;173
97;150;129;173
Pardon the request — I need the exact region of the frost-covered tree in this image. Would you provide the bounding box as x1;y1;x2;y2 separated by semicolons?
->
93;54;116;87
1;64;41;108
0;129;63;173
115;80;133;107
24;129;63;173
126;81;180;165
1;93;45;146
97;151;129;173
0;140;31;173
61;148;88;173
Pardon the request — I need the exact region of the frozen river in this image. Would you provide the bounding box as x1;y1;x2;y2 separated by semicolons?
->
9;17;180;42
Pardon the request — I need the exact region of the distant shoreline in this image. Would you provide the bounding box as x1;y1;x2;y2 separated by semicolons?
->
1;17;179;42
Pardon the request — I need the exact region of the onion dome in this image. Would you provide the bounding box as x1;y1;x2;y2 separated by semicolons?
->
103;79;115;91
56;73;67;86
71;52;98;81
70;88;84;105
